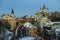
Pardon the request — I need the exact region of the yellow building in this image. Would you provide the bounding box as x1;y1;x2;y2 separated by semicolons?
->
16;18;25;26
23;22;37;37
34;5;49;29
2;9;16;31
34;5;48;22
28;27;37;37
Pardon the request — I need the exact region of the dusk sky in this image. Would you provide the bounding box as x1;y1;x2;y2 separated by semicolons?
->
0;0;60;17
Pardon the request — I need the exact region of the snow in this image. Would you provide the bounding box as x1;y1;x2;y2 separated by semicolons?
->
55;28;60;36
23;22;36;28
0;28;13;40
5;28;13;40
19;37;35;40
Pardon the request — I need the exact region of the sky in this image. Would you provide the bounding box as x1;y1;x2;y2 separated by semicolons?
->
0;0;60;17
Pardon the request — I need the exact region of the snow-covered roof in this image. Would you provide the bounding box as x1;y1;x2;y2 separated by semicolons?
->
53;22;60;24
19;37;35;40
55;28;60;36
23;22;36;28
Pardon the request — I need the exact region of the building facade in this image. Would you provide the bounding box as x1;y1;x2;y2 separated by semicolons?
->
2;9;16;31
34;5;49;29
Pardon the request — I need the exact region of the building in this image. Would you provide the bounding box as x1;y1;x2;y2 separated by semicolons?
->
34;5;49;29
16;18;25;27
22;15;35;24
34;5;48;22
2;9;16;31
23;22;37;37
34;5;60;28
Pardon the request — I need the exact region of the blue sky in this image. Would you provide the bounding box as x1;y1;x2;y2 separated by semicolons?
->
0;0;60;17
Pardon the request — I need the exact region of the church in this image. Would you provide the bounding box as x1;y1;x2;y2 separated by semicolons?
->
2;9;16;31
